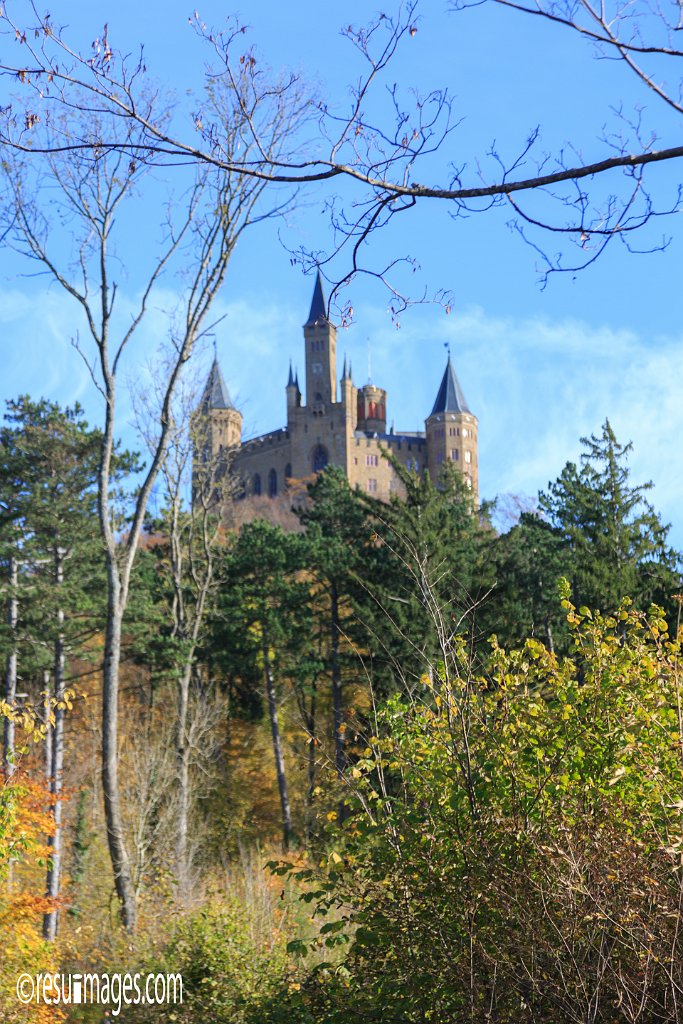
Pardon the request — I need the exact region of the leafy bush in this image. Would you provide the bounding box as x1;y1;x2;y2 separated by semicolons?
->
126;898;311;1024
284;594;683;1022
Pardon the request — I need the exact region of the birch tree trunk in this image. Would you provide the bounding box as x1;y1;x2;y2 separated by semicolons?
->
43;670;52;784
43;547;65;941
3;69;302;930
330;580;345;780
263;641;293;851
3;555;17;779
176;660;192;898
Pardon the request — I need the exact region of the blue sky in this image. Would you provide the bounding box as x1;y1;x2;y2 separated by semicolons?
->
1;1;682;542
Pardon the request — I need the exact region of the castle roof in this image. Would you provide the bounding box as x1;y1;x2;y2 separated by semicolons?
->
304;270;328;327
430;356;471;417
355;430;427;444
201;357;235;411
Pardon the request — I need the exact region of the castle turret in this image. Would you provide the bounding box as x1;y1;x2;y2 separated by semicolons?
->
197;356;242;457
340;357;357;432
192;355;242;503
425;355;478;499
303;270;337;409
356;383;387;435
286;360;301;414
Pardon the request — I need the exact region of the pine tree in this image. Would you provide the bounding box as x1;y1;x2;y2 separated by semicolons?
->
480;511;567;653
359;460;493;692
538;420;681;618
215;521;311;850
298;468;370;813
0;396;133;938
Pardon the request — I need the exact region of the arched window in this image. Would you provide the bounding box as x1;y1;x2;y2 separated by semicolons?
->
268;468;278;497
312;445;329;473
253;473;261;496
285;463;292;481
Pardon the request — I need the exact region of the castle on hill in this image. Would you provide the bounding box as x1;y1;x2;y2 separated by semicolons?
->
196;272;479;503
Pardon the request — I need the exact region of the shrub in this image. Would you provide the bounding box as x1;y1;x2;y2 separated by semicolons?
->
285;596;683;1022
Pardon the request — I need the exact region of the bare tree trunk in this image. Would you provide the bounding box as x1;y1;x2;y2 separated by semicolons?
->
176;660;192;899
44;548;65;941
43;669;52;783
263;642;293;851
330;580;348;823
305;681;317;841
2;71;298;931
102;569;137;932
3;555;17;779
546;620;555;655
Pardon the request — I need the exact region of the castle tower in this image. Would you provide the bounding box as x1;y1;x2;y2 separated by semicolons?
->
425;355;478;499
196;356;242;460
356;383;387;434
303;270;337;409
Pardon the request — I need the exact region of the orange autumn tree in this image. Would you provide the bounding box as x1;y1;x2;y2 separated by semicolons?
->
0;702;66;1023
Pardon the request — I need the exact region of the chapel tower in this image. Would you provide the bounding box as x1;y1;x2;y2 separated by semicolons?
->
303;270;337;409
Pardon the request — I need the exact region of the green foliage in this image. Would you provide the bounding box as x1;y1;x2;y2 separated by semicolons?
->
124;542;179;686
0;396;140;681
212;521;314;707
0;399;99;669
285;596;683;1022
126;900;303;1024
298;468;370;681
539;419;681;617
358;460;493;693
298;469;372;796
478;509;568;652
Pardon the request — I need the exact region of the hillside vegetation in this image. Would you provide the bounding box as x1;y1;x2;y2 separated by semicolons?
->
1;400;682;1022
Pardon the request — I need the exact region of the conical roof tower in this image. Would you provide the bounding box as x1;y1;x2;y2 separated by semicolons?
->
200;356;236;412
429;356;471;417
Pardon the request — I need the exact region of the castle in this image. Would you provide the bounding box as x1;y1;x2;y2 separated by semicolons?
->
197;272;479;503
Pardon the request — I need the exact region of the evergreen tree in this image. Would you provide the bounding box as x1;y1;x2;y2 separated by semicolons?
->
539;420;681;618
0;396;135;938
359;460;493;693
479;511;568;653
214;521;311;850
298;468;370;811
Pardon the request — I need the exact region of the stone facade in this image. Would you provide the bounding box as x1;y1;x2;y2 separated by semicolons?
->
196;273;479;503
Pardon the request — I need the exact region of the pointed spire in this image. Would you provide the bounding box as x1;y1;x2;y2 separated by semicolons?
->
430;356;471;417
201;356;235;411
304;269;328;327
287;360;295;388
348;361;353;383
341;355;348;381
294;369;301;394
